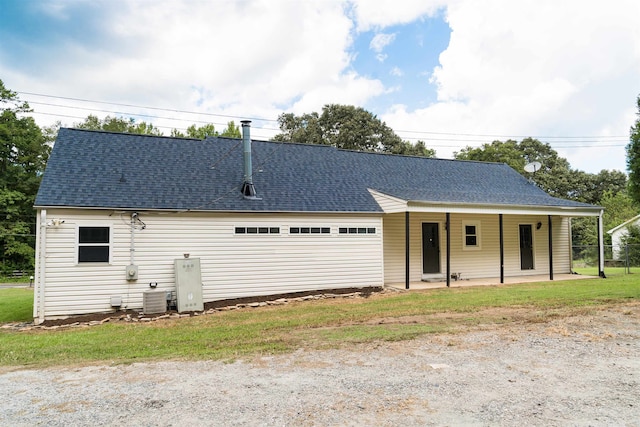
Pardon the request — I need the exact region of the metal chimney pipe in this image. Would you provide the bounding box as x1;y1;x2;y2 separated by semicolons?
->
241;120;252;184
240;120;258;198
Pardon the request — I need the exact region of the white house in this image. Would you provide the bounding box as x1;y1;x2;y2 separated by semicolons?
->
607;214;640;259
32;122;604;323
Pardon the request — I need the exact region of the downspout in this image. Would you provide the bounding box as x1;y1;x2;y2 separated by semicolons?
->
548;215;553;281
446;213;450;287
405;211;410;290
130;213;136;266
499;214;504;284
598;210;606;278
36;209;47;324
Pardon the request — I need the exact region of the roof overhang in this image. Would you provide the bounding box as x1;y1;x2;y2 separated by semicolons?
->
368;189;602;217
33;205;385;216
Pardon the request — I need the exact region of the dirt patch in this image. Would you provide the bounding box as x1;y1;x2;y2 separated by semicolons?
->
2;302;638;426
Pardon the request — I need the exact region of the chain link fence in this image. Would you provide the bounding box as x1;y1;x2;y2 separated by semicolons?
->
572;244;640;276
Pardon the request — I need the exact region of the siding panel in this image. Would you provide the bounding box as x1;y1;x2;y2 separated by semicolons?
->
383;212;572;285
37;209;384;318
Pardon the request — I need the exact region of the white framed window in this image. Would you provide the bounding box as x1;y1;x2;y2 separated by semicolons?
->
78;226;111;263
462;221;481;250
290;227;331;234
338;227;376;235
235;226;280;235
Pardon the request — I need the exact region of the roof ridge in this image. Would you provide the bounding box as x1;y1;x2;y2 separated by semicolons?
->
63;127;202;141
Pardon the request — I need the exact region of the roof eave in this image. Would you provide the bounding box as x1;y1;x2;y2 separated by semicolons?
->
33;205;384;215
404;200;602;216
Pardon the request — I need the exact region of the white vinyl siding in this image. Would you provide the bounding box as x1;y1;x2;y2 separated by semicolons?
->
368;190;407;213
503;216;571;277
382;213;408;284
447;214;499;279
35;209;383;319
383;212;572;285
553;216;571;274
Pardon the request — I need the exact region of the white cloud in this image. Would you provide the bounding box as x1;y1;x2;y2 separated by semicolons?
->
382;0;640;173
390;67;404;77
370;32;396;52
3;0;386;136
350;0;447;31
4;0;639;174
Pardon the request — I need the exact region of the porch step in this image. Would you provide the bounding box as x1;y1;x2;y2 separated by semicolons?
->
421;275;447;283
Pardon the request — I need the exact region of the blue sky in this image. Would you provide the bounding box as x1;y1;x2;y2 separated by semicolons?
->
350;17;451;112
1;0;639;173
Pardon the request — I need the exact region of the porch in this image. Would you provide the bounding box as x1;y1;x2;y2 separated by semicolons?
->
386;273;598;291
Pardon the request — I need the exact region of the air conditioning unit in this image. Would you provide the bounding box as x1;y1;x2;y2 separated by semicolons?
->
143;290;166;314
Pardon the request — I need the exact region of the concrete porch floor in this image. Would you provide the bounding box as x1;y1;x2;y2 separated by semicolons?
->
386;273;599;291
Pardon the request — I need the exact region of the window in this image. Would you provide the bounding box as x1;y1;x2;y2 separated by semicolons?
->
235;226;279;234
78;226;110;263
339;227;376;234
290;226;331;234
462;222;481;250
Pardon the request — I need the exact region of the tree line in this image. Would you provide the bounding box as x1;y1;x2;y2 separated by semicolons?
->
1;76;639;275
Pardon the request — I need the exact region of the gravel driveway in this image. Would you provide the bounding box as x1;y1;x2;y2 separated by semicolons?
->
1;303;638;426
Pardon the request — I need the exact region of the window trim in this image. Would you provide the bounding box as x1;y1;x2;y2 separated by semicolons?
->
289;226;331;235
76;225;112;264
339;227;377;235
462;221;481;251
235;226;280;235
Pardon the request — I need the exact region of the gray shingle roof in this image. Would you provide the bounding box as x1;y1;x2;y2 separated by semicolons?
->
34;128;598;212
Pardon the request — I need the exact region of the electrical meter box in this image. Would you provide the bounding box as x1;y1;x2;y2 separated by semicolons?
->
174;257;204;312
126;264;138;281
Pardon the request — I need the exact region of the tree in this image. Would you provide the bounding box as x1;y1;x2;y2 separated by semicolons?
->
272;104;435;157
392;140;437;157
219;120;241;138
271;111;323;145
76;115;163;135
626;94;640;204
0;79;51;273
455;139;524;170
185;123;217;139
454;138;623;203
569;169;627;205
620;224;640;266
571;190;638;247
170;121;241;139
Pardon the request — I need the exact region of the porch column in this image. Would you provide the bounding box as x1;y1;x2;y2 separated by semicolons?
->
598;210;606;278
446;213;451;287
405;211;410;289
499;214;504;283
548;215;553;281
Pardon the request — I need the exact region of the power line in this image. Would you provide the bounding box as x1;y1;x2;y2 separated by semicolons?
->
18;91;280;124
30;108;627;149
28;111;275;140
395;129;628;139
19;90;629;147
27;100;234;128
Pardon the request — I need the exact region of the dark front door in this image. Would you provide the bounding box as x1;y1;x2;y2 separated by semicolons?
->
422;223;440;274
519;224;534;270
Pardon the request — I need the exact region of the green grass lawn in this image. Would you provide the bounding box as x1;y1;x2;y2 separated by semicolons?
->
1;275;638;368
0;288;33;323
